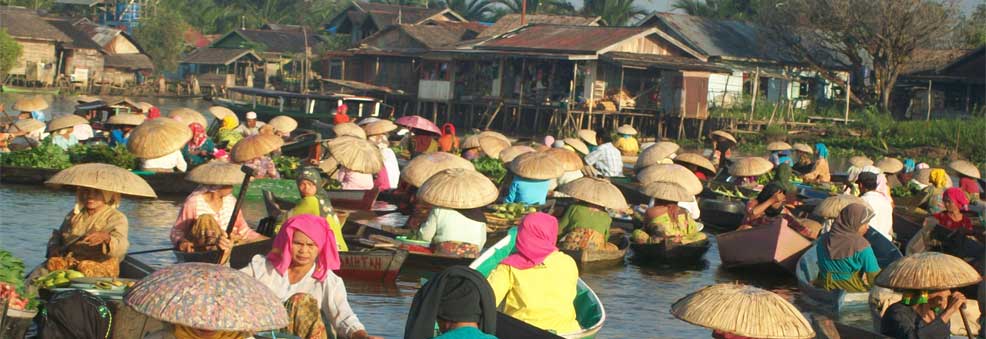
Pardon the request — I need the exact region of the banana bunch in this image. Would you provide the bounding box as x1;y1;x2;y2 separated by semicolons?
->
490;203;538;221
33;270;84;289
94;279;133;290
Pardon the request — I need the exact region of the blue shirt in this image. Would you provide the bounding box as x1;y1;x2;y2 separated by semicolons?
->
504;176;550;205
51;134;78;150
816;242;880;281
110;129;128;147
434;326;497;339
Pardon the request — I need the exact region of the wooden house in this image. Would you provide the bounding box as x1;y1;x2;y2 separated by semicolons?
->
179;48;263;88
46;18;104;85
72;18;154;85
326;1;467;45
892;47;985;119
0;7;72;85
207;28;326;90
475;14;602;40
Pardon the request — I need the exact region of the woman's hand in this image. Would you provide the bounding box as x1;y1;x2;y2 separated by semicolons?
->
350;330;382;339
79;231;111;245
218;236;233;252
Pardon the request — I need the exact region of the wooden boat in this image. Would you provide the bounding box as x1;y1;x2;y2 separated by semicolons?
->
279;129;321;159
561;236;629;271
1;85;59;94
813;315;891;339
402;250;474;273
891;208;925;249
697;196;747;231
214;87;384;129
796;229;902;314
608;177;650;205
630;237;710;264
717;221;813;273
173;239;275;269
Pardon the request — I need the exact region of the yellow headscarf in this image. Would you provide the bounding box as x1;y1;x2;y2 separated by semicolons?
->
174;325;246;339
929;168;949;189
220;115;238;131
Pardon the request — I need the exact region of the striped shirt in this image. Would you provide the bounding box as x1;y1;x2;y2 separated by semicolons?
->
585;142;623;177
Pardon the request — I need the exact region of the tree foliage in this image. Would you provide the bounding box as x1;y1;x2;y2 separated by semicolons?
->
0;29;23;81
134;7;188;73
671;0;761;20
581;0;649;26
960;2;986;47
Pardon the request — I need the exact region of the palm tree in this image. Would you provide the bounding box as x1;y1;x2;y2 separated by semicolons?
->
671;0;761;20
494;0;577;16
581;0;647;26
441;0;499;21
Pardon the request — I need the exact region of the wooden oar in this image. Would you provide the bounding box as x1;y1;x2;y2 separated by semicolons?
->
127;247;177;255
959;304;974;339
220;165;256;265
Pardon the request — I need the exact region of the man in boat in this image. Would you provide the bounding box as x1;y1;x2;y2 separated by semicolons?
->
741;183;818;239
857;172;894;242
234;111;265;138
584;129;623;177
813;203;881;293
405;266;498;339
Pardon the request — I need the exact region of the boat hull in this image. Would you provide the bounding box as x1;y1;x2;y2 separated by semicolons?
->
697;197;747;231
716;222;813;273
630;238;710;263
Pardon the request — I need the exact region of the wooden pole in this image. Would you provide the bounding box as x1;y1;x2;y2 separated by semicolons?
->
749;67;760;122
844;72;851;124
517;58;526;131
617;66;625;112
926;80;932;121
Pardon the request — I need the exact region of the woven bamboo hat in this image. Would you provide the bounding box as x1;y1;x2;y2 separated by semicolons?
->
875;252;982;290
268;116;298;134
545;148;583;171
640;181;694;202
46;163;157;198
318;156;339;176
792;143;813;154
168;108;208;128
362;119;398;136
710;130;737;144
106;113;146;126
509;152;564;180
673;153;716;175
6;118;46;133
186;161;245;186
635;141;680;169
558;177;629;210
48;114;89;132
333;122;367;139
729;157;774;177
578;129;598;146
499;145;535;163
208;106;237;125
127;118;193;159
327;136;383;173
232;134;284;163
478;130;511;144
766;141;792;152
672;284;815;339
563;138;590;155
13;96;48;112
849;155;873;168
617;124;638;135
479;136;511;159
418;168;498;209
949;160;981;179
401;152;475;187
637;164;702;196
461;135;481;149
813;194;865;219
876;157;904;174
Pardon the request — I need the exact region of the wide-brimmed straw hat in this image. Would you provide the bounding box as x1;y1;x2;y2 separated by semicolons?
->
673;153;716;174
6;118;46;133
766;141;792;152
672;283;815;339
268;116;298;134
616;124;638;135
557;177;629;211
418;168;498;209
637;164;702;196
813;194;865;219
949;160;981;179
106;113;146;126
127;118;193;159
48;114;89;132
46;163;157;198
578;129;598;146
640;181;694;202
849;155;873;168
13;96;48;112
545;148;583;171
168;108;208;128
729;157;774;177
333;122;367;139
232;134;284;163
875;252;982;290
461;135;481;149
563;138;590;155
186;161;246;186
710;130;736;144
401;152;474;187
635;141;680;169
509;152;564;180
208;106;237;125
362;119;398;136
792;143;813;154
327;136;383;173
479;136;511;159
499;145;535;163
875;157;904;174
478;131;510;144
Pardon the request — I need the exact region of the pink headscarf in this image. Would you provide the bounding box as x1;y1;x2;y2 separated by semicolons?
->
943;187;970;211
267;214;341;282
501;212;559;270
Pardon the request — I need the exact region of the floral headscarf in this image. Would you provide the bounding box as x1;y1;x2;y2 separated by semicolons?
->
187;122;207;152
296;167;334;217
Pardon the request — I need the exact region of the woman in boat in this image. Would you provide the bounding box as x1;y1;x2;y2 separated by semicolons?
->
337;165;373;190
923;168;951;214
797;143;831;184
417;204;488;258
215;115;243;148
242;154;281;179
814;203;880;293
172;185;263;253
181;122;215;166
557;198;616;252
769;149;793;167
932;188;975;233
45;187;128;278
405;266;497;339
50;124;79;150
956;171;982;204
881;289;966;339
404;128;440;157
632;183;707;246
141;149;189;173
741;183;817;239
365;121;400;191
276;167;349;251
487;212;581;334
709;131;736;169
241;214;381;339
109;124;133;147
437;123;459;153
613;125;639;156
503;176;550;205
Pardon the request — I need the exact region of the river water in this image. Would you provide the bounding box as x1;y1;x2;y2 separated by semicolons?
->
1;94;869;338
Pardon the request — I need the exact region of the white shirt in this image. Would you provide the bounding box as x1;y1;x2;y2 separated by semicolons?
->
71;124;94;141
379;146;400;189
235;121;266;137
861;191;894;241
194;191;235;226
140;150;187;172
240;255;365;338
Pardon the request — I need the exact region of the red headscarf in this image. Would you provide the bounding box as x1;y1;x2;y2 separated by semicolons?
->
943;187;969;211
267;214;340;282
501;212;559;269
333;104;350;124
187;122;207;150
959;177;982;195
147;107;161;119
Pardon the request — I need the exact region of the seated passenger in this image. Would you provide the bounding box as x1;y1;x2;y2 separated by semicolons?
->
633;183;707;245
417;207;487;258
814;203;880;293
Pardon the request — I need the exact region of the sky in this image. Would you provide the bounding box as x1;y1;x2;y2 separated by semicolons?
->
565;0;982;15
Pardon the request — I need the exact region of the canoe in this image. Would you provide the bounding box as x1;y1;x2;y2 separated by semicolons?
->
2;85;59;94
173;238;275;269
697;196;747;231
795;229;902;314
561;236;628;272
813;314;891;339
891;208;925;249
402;251;475;273
717;221;813;273
471;228;606;339
608;178;650;205
630;237;710;264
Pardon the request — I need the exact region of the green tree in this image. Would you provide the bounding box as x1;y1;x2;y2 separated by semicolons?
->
134;7;188;73
962;2;986;47
441;0;499;21
582;0;648;26
0;29;23;81
494;0;577;15
672;0;762;20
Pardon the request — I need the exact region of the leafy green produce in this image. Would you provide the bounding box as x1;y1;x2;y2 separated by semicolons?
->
472;156;507;185
0;250;38;310
891;184;915;198
0;139;72;169
272;155;301;178
68;144;139;169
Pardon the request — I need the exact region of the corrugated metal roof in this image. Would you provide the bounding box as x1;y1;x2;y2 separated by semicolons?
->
234;29;324;54
477;14;601;39
72;19;122;47
104;53;154;70
45;19;103;50
181;48;262;65
602;52;730;73
477;25;650;54
0;7;71;42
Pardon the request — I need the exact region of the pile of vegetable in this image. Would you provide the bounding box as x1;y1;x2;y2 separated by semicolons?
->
272;155;301;178
711;186;750;200
891;184;916;198
68;144;138;169
0;140;72;169
472;156;507;185
0;250;37;310
488;203;538;222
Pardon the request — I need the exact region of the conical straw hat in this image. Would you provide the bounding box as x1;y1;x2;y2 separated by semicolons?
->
418;168;498;209
673;153;716;174
616;124;638;135
578;129;598;146
186;161;246;186
333;122;367;139
318;156;339;176
545;148;583;171
106;113;146;126
127;118;193;159
813;194;865;219
268;116;298;134
509;152;564;180
792;143;813;154
766;141;792;152
710;130;736;144
13;96;47;111
949;160;981;179
168;108;208;128
499;145;535;163
563;138;590;155
461;135;481;149
729;157;774;177
478;131;510;144
208;106;237;126
876;157;904;174
636;141;680;169
672;283;815;339
401;152;474;187
849;155;873;168
639;181;694;202
362;119;398;136
46;163;157;198
637;164;702;196
6;118;46;133
479;136;510;159
48;114;89;132
557;177;629;211
232;134;284;162
875;252;982;290
327;136;383;173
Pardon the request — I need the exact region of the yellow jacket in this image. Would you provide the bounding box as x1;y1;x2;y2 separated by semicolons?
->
276;196;348;252
613;136;639;156
487;251;581;334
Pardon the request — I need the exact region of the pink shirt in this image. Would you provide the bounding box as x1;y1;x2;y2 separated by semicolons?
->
170;190;261;245
338;168;374;190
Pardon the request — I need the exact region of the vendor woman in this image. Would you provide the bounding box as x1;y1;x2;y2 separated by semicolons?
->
275;167;349;251
557;199;616;252
417;206;488;258
632;182;707;246
45;187;129;278
813;203;880;293
171;163;264;252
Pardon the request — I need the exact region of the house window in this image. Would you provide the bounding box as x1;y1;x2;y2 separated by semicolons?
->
328;60;343;79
